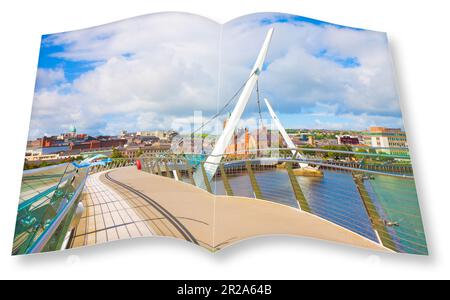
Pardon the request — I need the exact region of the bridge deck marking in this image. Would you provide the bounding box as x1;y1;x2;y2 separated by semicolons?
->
104;171;199;245
70;171;157;248
102;167;389;252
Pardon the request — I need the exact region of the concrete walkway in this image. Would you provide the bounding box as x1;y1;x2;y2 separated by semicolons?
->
70;171;156;249
88;166;389;252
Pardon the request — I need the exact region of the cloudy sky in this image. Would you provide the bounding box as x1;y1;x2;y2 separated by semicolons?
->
29;12;403;139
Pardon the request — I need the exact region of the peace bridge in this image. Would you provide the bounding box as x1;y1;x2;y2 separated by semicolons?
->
13;146;426;255
12;27;426;255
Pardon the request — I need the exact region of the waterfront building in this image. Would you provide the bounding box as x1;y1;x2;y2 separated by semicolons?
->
336;135;360;145
25;153;80;162
29;136;56;148
224;126;270;156
363;126;408;154
136;130;176;140
120;143;171;158
69;138;127;151
26;145;70;156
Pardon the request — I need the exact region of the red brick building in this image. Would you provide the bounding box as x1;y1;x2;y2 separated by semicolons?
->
69;139;126;151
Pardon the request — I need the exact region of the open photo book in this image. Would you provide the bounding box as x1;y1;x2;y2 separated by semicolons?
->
13;12;427;255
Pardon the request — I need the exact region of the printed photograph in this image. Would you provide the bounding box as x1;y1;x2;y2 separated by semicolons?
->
13;12;427;255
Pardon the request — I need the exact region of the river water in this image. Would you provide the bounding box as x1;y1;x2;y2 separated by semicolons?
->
210;169;427;255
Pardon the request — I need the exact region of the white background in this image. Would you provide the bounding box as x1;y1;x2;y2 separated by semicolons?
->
0;0;449;280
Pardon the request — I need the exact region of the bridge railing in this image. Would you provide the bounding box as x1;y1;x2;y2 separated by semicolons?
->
13;163;88;254
138;147;426;255
88;158;136;175
13;158;135;255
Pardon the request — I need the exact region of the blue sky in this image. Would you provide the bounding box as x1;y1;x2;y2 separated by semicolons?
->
29;12;403;139
38;39;95;82
259;13;365;31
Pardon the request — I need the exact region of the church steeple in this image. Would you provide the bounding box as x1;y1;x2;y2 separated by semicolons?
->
69;124;76;133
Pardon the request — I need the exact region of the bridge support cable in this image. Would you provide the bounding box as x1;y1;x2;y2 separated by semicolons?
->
163;160;172;178
219;163;234;196
352;173;397;251
155;159;162;176
264;98;308;168
175;64;257;150
245;161;263;200
286;162;311;212
200;162;212;193
172;158;182;181
193;28;274;189
183;160;196;186
256;80;264;157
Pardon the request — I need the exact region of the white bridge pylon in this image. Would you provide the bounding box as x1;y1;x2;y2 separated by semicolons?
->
264;98;308;168
194;28;274;187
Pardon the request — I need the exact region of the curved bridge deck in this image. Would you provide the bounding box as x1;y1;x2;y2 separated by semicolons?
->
71;166;389;252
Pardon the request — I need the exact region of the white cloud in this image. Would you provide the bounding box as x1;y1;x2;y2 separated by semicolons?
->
29;12;403;139
35;68;66;90
30;13;220;138
220;14;399;118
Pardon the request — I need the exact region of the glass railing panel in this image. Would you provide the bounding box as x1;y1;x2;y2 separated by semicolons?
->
298;169;378;242
367;175;427;255
13;163;88;255
137;147;425;254
19;163;69;205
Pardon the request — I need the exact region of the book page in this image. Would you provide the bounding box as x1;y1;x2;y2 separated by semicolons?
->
212;13;426;254
13;12;427;256
14;12;220;254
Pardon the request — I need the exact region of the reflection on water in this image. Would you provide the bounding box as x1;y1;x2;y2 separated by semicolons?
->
211;169;426;254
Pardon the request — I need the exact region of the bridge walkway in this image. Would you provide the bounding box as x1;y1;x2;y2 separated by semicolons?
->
70;170;183;249
73;166;389;252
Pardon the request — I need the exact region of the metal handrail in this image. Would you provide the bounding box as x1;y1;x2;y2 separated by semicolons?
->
27;170;88;254
133;150;425;254
22;162;69;176
139;146;412;176
224;158;414;179
17;158;134;254
180;147;410;159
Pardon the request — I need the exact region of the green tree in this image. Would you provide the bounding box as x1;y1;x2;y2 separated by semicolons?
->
321;145;353;160
110;148;123;158
135;149;144;157
355;148;368;160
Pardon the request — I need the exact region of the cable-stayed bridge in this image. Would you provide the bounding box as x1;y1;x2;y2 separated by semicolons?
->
13;28;426;256
13;145;425;255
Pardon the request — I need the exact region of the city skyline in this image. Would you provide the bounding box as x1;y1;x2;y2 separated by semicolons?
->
27;123;404;141
29;12;403;139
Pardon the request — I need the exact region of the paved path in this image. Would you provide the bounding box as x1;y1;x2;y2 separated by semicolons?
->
70;171;156;249
78;166;389;252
